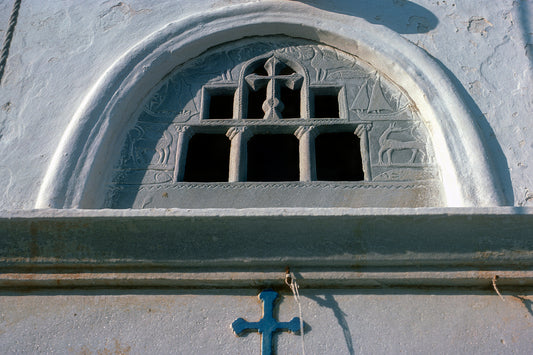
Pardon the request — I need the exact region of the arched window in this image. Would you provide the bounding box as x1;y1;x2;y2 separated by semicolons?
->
109;37;440;208
178;54;366;183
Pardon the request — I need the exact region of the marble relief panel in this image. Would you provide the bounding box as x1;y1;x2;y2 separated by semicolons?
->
108;36;441;208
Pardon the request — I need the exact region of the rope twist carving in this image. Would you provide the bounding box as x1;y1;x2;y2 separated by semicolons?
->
0;0;22;84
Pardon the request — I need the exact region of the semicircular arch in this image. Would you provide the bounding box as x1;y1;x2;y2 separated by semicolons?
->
35;1;508;208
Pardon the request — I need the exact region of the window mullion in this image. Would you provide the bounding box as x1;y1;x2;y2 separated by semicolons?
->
294;126;318;182
173;126;193;182
226;127;251;182
355;123;373;181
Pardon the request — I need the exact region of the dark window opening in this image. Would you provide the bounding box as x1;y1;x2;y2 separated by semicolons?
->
252;64;268;76
184;134;230;182
279;66;295;75
246;87;267;119
280;87;300;118
314;94;340;118
247;134;299;181
315;132;364;181
208;94;234;119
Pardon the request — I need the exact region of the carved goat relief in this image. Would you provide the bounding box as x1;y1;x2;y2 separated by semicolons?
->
378;123;426;165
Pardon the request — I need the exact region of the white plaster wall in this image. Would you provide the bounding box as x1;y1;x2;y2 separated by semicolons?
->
1;289;532;354
0;0;531;209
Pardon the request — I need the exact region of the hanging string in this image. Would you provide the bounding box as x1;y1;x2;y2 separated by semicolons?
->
492;275;505;302
286;268;306;355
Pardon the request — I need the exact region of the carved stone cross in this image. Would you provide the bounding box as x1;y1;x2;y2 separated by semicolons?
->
232;289;301;355
245;56;303;119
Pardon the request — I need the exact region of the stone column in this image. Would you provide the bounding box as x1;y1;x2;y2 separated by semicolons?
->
355;123;372;181
294;126;318;182
226;127;251;182
173;126;193;182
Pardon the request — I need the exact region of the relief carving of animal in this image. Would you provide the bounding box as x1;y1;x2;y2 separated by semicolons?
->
378;123;425;165
155;130;173;166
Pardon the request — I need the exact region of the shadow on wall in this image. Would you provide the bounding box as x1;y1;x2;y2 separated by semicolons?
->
512;295;533;318
295;0;438;34
307;293;356;355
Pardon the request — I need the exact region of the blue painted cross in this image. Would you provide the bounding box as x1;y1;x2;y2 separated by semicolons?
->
232;289;301;355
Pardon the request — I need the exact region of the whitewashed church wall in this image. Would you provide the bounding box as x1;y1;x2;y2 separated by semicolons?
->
0;0;531;209
1;289;532;354
1;2;532;354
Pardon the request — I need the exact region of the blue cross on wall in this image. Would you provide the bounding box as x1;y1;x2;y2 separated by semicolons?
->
232;289;301;355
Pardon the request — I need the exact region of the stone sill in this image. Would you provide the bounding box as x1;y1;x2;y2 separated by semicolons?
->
3;206;532;217
1;207;532;288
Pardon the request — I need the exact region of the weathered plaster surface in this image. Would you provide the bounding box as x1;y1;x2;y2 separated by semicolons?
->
0;0;532;208
1;289;532;354
396;0;533;207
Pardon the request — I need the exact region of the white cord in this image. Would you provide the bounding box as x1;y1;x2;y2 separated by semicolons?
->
286;270;306;355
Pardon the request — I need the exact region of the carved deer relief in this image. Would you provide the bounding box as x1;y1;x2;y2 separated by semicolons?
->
378;123;426;165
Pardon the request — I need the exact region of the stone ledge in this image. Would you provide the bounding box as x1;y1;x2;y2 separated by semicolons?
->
1;208;532;288
3;206;532;218
1;270;532;289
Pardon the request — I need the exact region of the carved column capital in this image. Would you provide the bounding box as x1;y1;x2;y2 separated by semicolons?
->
354;123;372;137
175;125;193;138
294;125;318;140
226;126;251;141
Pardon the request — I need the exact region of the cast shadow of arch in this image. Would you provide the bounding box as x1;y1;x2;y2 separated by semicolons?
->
294;0;438;34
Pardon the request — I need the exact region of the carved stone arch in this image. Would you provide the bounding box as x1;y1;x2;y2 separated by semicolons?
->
35;2;508;208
